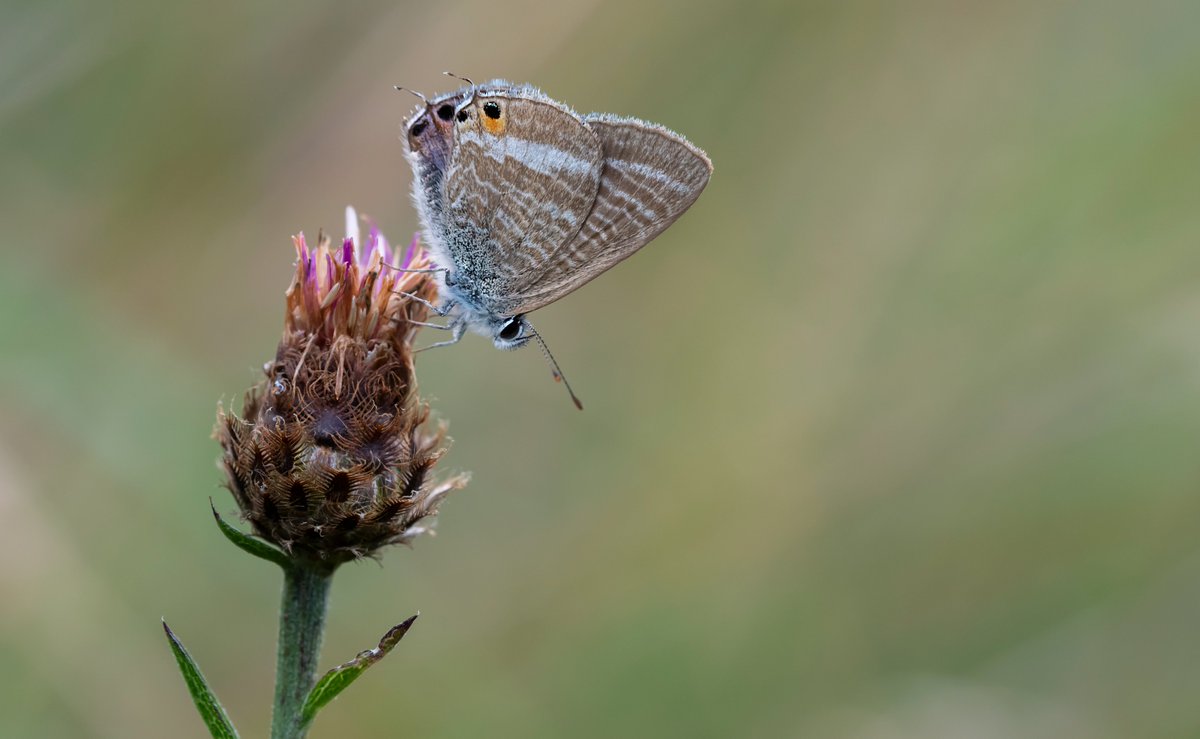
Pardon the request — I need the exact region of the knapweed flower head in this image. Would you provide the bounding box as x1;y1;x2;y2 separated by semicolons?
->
215;207;466;567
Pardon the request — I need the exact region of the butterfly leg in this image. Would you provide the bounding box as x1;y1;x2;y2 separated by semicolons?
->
408;319;453;330
416;320;467;352
382;264;449;275
397;290;453;316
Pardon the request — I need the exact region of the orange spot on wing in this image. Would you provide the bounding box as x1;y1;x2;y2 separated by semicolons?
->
482;115;505;135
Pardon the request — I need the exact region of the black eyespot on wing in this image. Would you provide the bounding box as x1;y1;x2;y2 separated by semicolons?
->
498;319;522;341
410;120;428;136
456;109;469;123
437;104;454;121
483;101;501;119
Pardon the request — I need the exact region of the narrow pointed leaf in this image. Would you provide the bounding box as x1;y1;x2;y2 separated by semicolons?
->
299;614;418;730
210;499;291;569
162;621;240;739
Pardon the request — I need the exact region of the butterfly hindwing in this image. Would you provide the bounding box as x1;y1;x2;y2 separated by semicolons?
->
501;113;712;315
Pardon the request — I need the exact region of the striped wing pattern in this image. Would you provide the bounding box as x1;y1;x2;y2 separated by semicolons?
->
503;115;712;314
414;82;712;317
441;96;602;298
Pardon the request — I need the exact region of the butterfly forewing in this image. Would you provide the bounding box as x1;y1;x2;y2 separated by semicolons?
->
441;93;603;300
503;114;712;315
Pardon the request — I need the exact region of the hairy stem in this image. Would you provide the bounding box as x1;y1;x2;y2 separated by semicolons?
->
271;565;334;739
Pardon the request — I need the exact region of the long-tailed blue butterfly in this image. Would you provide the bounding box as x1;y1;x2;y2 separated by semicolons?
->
400;79;711;406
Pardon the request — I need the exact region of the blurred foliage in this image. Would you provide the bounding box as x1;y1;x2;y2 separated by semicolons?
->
2;0;1200;737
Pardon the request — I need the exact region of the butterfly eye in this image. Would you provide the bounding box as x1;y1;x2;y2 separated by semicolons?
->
436;104;454;121
410;120;428;137
498;318;523;341
456;109;469;123
483;101;501;120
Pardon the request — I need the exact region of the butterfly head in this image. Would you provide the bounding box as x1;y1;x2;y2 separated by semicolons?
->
404;81;535;160
403;91;467;169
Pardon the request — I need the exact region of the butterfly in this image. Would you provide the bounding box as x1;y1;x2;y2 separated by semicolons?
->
401;79;712;405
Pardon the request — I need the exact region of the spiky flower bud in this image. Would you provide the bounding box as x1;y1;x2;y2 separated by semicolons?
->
215;208;466;567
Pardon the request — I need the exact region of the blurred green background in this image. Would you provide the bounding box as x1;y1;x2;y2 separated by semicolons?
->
3;0;1200;736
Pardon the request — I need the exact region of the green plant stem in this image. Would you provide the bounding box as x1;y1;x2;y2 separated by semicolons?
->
271;564;334;739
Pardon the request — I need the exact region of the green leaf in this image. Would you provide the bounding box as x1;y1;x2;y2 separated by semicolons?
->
162;620;240;739
210;499;291;569
299;615;419;730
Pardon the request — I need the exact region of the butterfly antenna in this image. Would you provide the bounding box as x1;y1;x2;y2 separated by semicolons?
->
442;71;475;87
526;323;583;411
393;85;427;103
443;72;477;109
